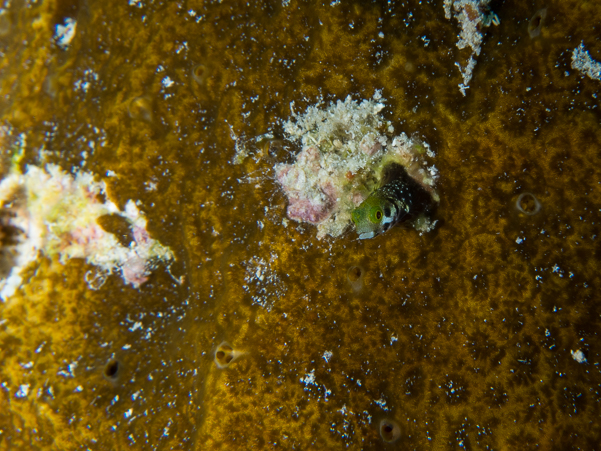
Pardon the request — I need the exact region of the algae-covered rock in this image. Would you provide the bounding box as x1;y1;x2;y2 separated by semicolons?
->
236;92;439;239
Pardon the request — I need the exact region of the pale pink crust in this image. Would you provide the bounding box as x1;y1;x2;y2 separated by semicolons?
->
276;159;337;224
121;255;149;288
390;146;414;167
319;180;338;205
287;197;332;224
276;164;306;193
404;163;438;197
296;146;320;168
360;140;381;156
351;191;367;206
132;224;150;245
275;164;291;185
358;132;383;156
71;224;107;247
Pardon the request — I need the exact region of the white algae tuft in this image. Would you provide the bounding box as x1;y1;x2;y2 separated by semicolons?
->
571;42;601;82
443;0;499;95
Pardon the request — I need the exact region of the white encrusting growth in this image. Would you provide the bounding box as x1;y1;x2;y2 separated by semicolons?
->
55;18;77;49
0;163;174;299
571;42;601;82
443;0;499;95
571;349;587;364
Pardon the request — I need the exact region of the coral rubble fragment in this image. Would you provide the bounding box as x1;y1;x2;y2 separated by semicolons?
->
0;163;174;299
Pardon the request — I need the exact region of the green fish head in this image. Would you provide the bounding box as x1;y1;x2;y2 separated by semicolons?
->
351;194;396;239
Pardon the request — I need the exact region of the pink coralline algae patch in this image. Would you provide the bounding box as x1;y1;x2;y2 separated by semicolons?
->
275;160;337;224
121;254;149;288
286;197;332;224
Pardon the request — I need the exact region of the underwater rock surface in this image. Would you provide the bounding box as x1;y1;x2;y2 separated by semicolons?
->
0;0;600;450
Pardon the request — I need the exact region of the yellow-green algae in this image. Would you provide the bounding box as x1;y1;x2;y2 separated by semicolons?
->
0;0;600;450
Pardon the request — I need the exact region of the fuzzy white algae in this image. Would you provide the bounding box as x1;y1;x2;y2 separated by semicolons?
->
443;0;499;96
571;349;587;364
0;164;173;300
571;42;601;82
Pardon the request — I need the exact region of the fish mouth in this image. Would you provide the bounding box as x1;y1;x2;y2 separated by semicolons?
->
358;231;375;239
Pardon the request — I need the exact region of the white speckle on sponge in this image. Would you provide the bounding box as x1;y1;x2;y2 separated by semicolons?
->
571;349;587;364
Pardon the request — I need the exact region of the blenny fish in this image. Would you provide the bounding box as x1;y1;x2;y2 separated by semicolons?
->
351;163;433;239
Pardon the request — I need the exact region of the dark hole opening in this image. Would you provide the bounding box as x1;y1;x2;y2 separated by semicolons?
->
519;194;536;213
105;360;120;378
347;266;362;283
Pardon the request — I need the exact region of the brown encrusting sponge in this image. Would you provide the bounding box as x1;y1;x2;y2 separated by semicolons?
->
0;0;600;450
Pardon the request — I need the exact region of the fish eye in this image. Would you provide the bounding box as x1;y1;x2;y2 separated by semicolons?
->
369;207;384;223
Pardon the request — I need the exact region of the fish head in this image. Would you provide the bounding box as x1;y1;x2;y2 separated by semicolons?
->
351;193;397;239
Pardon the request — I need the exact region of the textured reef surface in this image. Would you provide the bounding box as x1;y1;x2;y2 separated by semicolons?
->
1;0;601;450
